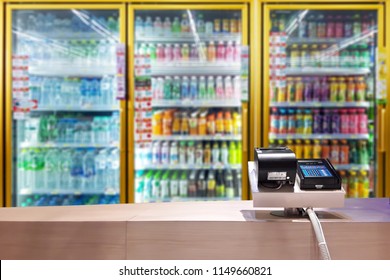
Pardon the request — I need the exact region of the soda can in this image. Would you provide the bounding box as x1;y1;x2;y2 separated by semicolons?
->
230;18;237;33
303;109;313;134
222;19;230;33
214;19;221;33
295;109;304;134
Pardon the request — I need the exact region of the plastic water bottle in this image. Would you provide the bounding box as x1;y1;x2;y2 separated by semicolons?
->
90;78;101;105
82;149;96;191
144;16;153;34
59;149;72;190
110;112;120;143
95;149;108;191
153;17;163;36
32;149;45;190
135;16;144;36
41;77;53;107
17;149;27;190
97;40;108;66
44;149;59;190
70;149;84;191
100;75;112;106
80;78;90;106
107;148;120;190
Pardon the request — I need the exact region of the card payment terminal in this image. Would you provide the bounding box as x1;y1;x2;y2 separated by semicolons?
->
297;159;341;190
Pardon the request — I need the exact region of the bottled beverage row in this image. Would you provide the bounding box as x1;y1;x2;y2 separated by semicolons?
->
17;39;117;65
135;14;241;36
18;194;120;207
136;140;242;167
28;76;117;108
17;148;120;192
271;75;372;103
135;169;241;203
284;44;373;68
270;108;368;135
152;75;241;100
270;139;370;165
340;170;371;198
15;12;119;34
152;109;241;136
272;12;376;39
136;41;241;63
23;113;119;144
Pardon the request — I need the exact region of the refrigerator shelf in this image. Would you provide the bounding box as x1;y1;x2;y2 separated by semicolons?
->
15;31;118;41
136;33;241;43
287;37;344;45
151;63;241;76
333;164;370;171
29;64;116;77
285;67;371;76
167;196;241;202
153;135;241;141
33;106;120;112
269;101;370;108
19;189;119;196
269;133;369;140
20;142;119;148
136;163;241;171
152;100;241;108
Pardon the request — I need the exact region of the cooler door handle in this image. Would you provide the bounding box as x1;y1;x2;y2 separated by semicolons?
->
242;105;248;152
379;108;386;153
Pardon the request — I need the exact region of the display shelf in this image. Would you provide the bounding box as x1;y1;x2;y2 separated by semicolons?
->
136;33;241;43
15;31;118;40
152;135;241;141
20;142;119;148
151;63;241;76
287;37;344;45
269;101;370;108
33;106;120;112
152;100;241;108
136;163;241;171
18;188;119;196
269;133;369;140
137;196;241;203
29;64;116;77
285;67;371;76
333;164;370;171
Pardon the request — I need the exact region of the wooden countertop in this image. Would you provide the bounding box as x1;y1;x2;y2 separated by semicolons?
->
0;199;389;260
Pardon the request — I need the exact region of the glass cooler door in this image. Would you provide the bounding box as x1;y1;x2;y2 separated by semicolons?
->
130;5;249;203
263;5;384;198
7;5;126;206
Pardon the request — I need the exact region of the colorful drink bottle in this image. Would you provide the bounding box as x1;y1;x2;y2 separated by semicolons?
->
156;43;164;62
312;109;322;134
347;77;356;102
348;109;358;134
189;76;198;100
278;108;287;134
207;76;215;99
224;76;233;98
208;41;216;62
225;41;234;62
357;108;368;134
303;77;312;101
335;15;344;38
331;109;341;134
233;42;241;62
198;76;207;99
287;109;296;134
164;44;173;62
215;76;224;99
217;41;226;61
330;140;340;164
312;77;321;101
181;44;189;61
190;44;199;60
320;77;330;101
173;43;181;61
322;109;332;134
270;107;279;134
295;78;303;102
303;109;313;134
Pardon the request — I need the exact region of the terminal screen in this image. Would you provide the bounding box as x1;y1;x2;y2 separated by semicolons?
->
299;165;333;177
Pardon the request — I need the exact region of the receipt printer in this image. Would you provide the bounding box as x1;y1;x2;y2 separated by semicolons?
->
254;147;297;190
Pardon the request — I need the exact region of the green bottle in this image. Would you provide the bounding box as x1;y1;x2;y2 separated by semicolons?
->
152;171;162;201
236;142;242;164
143;170;154;202
216;170;225;197
170;171;179;197
135;171;144;203
229;141;237;164
179;171;188;198
161;171;170;201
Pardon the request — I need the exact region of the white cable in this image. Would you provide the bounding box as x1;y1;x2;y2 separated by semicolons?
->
305;207;331;260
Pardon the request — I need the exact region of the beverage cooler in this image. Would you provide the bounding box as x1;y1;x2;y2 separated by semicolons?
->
5;4;126;206
262;4;387;198
129;4;249;203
